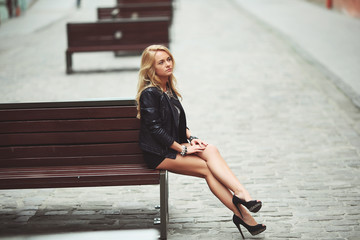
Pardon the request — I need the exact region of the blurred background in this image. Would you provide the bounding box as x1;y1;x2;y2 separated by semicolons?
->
0;0;360;239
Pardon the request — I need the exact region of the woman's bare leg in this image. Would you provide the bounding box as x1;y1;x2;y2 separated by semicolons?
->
195;144;255;202
156;154;259;225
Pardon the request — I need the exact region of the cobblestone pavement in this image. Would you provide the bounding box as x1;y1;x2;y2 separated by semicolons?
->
1;0;360;239
235;0;360;108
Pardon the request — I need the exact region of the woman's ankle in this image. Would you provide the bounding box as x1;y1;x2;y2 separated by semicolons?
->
234;191;252;202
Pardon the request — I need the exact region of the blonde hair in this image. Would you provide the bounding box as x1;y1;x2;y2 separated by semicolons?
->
135;45;182;119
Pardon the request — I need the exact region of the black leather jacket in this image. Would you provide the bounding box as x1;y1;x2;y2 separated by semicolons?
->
139;87;188;159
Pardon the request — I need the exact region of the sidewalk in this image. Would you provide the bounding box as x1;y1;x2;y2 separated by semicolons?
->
1;0;360;239
0;0;74;38
235;0;360;108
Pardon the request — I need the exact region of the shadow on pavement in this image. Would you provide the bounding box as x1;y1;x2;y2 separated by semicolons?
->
0;206;158;237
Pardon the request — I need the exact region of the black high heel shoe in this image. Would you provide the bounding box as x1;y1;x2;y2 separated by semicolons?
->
233;214;266;239
232;195;262;218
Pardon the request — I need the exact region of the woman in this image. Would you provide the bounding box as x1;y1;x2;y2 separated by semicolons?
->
135;45;266;238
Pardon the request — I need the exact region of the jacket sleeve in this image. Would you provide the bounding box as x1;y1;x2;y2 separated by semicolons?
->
140;89;175;147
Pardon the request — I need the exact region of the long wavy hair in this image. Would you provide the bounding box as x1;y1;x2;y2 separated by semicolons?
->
135;45;182;119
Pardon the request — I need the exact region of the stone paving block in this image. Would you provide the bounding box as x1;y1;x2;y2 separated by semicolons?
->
325;225;354;232
72;210;97;215
44;210;69;216
14;216;32;223
348;235;360;240
269;232;302;239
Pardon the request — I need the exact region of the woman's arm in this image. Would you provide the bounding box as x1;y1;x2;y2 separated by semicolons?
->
170;141;184;153
169;140;206;155
140;89;174;147
186;128;208;148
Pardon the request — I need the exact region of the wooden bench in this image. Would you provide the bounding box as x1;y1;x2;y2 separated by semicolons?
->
0;99;169;239
97;3;173;22
66;17;170;74
117;0;172;4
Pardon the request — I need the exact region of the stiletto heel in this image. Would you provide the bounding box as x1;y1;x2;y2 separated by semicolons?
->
232;195;262;214
232;214;266;238
233;216;245;239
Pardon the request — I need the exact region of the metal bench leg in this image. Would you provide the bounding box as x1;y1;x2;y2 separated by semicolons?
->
160;170;168;240
66;51;73;74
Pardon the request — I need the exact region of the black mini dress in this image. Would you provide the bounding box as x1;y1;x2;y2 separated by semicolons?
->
143;151;166;169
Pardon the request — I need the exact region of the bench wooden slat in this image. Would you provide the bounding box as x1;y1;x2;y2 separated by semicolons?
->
0;130;139;146
0;99;136;109
0;155;145;168
97;3;173;20
0;164;156;178
0;106;137;121
0;142;142;159
117;0;172;3
67;44;162;53
0;165;160;189
0;118;140;134
0;177;160;189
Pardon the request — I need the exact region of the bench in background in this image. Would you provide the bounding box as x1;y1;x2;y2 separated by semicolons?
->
65;17;170;74
97;3;173;21
117;0;172;4
0;99;169;239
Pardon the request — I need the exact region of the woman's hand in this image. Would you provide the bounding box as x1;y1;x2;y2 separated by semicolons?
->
190;138;208;148
186;144;206;154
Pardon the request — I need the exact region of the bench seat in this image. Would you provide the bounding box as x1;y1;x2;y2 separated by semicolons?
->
0;164;160;189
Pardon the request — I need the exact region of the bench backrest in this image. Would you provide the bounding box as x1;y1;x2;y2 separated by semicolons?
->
66;17;169;52
97;3;173;20
0;100;143;168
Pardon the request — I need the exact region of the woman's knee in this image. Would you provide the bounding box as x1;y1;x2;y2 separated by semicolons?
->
195;143;222;164
205;144;219;154
199;143;220;159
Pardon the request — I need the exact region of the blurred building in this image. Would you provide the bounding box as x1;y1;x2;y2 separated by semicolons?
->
305;0;360;18
0;0;35;24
